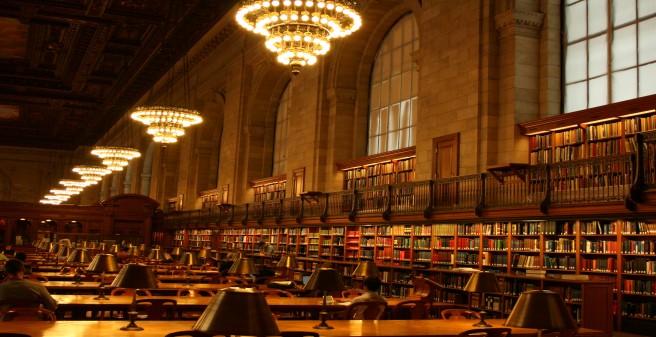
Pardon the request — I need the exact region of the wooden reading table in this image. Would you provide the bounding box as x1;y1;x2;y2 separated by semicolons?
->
0;319;605;337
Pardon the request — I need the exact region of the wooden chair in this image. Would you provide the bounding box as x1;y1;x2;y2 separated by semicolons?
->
177;289;215;297
176;289;214;319
134;298;177;320
541;329;578;337
389;299;431;319
199;275;226;284
0;308;56;321
260;289;295;298
341;289;364;298
110;288;152;297
441;308;481;320
164;331;216;337
279;331;320;337
458;328;512;337
344;301;388;320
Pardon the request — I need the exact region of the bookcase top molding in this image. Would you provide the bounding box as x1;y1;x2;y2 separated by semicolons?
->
519;94;656;135
249;174;287;187
336;146;416;170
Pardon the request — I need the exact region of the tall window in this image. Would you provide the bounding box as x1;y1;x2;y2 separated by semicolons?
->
564;0;656;113
272;82;290;176
368;15;419;155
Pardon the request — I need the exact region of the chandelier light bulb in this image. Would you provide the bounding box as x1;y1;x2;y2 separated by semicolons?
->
131;106;202;144
72;165;111;184
91;146;141;172
236;0;361;75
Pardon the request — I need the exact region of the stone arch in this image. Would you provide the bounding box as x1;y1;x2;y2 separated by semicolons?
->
195;92;226;192
326;0;420;158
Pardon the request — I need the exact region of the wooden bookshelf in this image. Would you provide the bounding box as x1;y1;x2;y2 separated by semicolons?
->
336;147;416;190
249;174;287;202
520;94;656;165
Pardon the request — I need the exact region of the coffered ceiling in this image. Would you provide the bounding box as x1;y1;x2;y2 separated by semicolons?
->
0;0;239;150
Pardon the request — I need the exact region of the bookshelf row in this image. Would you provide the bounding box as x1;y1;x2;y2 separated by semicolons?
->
339;154;416;190
526;109;656;165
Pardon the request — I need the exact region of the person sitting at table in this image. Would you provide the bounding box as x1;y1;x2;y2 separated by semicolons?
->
0;259;57;312
349;277;387;304
258;240;275;255
13;251;32;275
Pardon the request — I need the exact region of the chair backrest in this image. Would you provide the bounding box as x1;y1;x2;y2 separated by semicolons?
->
135;298;177;319
390;299;430;319
261;289;295;298
110;288;152;296
542;329;578;337
341;289;364;298
0;307;56;321
279;331;320;337
177;289;215;297
200;275;226;284
164;330;215;337
345;301;388;320
458;328;512;337
441;308;481;320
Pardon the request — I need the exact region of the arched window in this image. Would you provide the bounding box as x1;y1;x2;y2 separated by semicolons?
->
564;0;656;113
368;14;419;155
273;82;291;176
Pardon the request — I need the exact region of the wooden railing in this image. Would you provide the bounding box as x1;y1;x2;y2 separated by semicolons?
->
164;131;656;227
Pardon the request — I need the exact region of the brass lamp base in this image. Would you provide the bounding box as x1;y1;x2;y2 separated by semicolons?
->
472;310;492;327
120;311;143;331
313;312;334;329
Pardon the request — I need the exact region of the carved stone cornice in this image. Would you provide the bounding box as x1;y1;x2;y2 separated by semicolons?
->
494;9;544;37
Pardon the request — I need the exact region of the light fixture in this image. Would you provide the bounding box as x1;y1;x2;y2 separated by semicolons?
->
131;53;202;143
463;271;502;327
304;267;346;329
59;179;87;193
110;264;159;331
235;0;362;75
504;290;578;337
87;253;121;300
351;260;379;279
90;146;141;172
72;165;111;185
131;106;202;143
193;287;280;336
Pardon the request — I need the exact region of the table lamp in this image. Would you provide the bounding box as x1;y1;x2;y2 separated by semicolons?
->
147;248;166;275
193;287;280;337
352;260;380;278
463;271;502;327
87;253;120;300
197;248;212;264
178;252;200;285
66;248;91;284
97;242;107;251
504;290;577;337
170;247;183;258
56;245;73;267
138;243;147;255
228;257;258;283
126;246;141;257
110;264;159;331
46;242;59;262
304;267;346;329
87;242;97;250
108;244;120;255
276;254;298;280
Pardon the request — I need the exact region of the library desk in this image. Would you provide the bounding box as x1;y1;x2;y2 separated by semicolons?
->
52;295;408;320
44;282;234;295
0;319;605;337
156;275;207;283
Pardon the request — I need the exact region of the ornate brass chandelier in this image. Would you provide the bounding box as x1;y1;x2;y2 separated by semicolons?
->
131;106;202;143
58;179;88;194
72;165;112;185
91;146;141;172
236;0;362;74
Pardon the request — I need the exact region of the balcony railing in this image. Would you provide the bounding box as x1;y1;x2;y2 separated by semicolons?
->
165;132;656;227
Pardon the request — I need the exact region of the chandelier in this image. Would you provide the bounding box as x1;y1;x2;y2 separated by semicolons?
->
131;106;202;143
59;179;87;194
236;0;362;74
91;146;141;171
72;165;111;185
